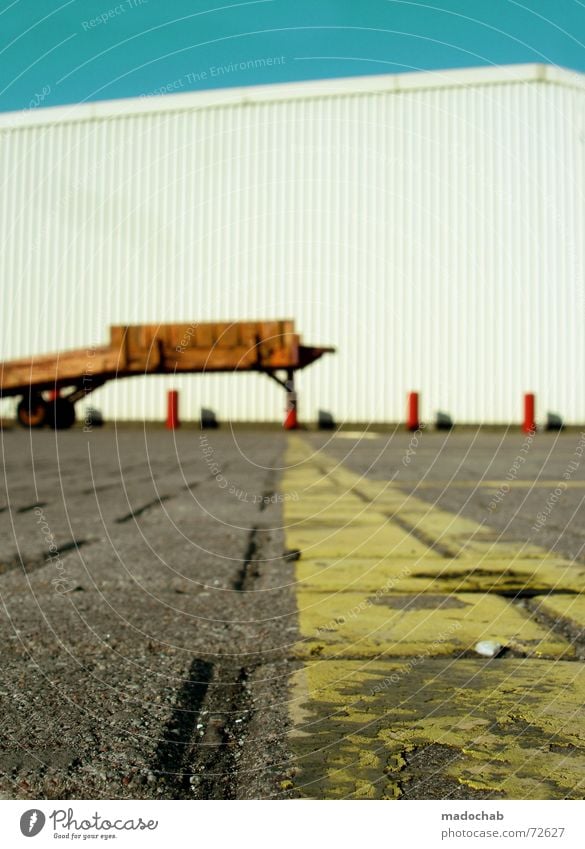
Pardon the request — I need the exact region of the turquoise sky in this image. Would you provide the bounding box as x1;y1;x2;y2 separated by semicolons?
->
1;0;584;112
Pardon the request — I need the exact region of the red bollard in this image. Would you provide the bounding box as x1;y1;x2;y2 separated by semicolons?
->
284;373;298;430
407;392;420;431
523;393;536;434
166;390;179;430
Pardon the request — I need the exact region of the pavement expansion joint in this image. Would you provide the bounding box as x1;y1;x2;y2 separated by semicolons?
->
115;494;172;524
384;513;461;559
150;661;257;800
0;538;92;577
234;527;261;591
151;658;214;797
16;501;48;514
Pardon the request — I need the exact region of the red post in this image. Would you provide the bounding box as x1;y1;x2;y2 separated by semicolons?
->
284;372;298;430
523;393;536;434
407;392;420;431
166;390;179;430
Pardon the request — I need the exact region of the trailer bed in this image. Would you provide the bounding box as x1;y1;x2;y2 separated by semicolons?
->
1;320;333;428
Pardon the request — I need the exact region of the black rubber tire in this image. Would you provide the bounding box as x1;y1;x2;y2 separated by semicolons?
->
47;398;76;430
16;395;47;428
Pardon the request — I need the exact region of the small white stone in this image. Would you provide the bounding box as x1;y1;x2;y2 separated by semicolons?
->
474;640;502;657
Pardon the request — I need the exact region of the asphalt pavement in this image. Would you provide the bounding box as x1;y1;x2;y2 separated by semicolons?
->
1;426;584;799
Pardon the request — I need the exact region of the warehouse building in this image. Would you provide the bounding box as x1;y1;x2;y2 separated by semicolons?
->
0;63;583;424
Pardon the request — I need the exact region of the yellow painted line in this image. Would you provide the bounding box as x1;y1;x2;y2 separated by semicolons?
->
400;480;585;489
286;524;431;559
333;431;382;439
295;590;570;660
390;509;481;530
533;594;585;632
296;556;585;596
289;659;585;799
283;435;582;799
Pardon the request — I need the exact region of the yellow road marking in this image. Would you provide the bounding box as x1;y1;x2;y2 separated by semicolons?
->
295;591;570;660
333;431;382;439
400;481;585;489
286;524;431;559
532;594;585;632
289;659;585;799
284;435;585;799
296;556;585;595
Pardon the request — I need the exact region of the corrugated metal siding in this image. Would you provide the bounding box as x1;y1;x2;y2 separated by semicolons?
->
0;69;584;423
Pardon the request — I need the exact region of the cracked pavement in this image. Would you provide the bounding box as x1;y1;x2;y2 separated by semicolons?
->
1;426;585;799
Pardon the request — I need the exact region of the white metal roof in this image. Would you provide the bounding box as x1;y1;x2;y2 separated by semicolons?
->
0;62;584;131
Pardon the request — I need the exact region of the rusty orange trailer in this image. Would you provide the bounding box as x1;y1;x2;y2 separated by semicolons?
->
0;320;334;429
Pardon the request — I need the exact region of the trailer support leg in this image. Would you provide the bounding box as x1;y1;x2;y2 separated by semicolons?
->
284;370;298;430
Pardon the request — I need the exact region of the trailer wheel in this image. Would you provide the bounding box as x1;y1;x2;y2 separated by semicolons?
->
47;397;76;430
16;394;47;428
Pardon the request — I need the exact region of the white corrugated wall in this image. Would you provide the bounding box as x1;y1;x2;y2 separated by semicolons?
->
0;65;584;423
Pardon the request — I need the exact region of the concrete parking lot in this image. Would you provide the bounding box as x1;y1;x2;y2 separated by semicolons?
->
1;426;585;799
